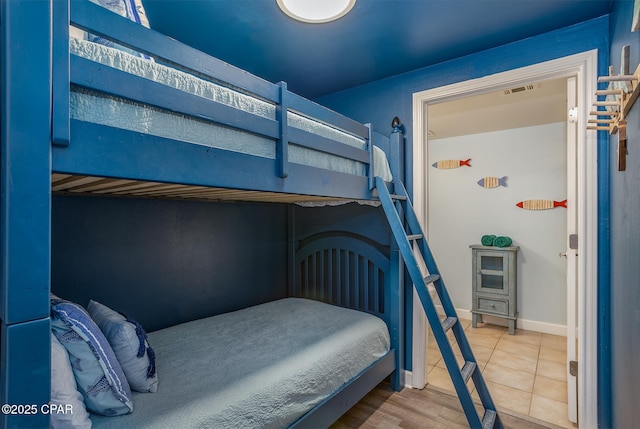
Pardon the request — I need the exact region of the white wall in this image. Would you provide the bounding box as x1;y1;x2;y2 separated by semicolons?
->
427;122;567;326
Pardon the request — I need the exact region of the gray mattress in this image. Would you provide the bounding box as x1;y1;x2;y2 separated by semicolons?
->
69;38;393;182
90;298;391;429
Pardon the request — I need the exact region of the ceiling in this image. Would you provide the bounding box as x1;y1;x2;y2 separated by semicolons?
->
142;0;612;100
428;78;568;139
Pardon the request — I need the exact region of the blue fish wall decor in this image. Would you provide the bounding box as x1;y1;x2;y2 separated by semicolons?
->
477;176;507;188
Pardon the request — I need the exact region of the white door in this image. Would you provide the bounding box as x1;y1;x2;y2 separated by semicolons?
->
565;77;579;424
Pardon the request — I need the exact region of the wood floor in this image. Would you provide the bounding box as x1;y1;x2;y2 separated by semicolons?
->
331;383;557;429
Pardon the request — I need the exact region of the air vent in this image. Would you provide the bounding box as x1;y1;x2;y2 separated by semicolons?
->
500;83;538;96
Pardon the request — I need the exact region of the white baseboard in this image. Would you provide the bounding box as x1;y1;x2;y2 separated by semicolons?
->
400;369;424;389
437;306;567;337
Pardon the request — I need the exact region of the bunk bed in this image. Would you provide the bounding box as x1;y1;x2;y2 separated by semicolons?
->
51;1;396;202
0;1;407;428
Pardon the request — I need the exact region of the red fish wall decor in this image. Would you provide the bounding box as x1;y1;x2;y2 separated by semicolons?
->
516;199;567;210
431;158;471;169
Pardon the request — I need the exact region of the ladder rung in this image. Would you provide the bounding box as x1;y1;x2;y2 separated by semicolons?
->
424;274;440;285
376;177;500;429
390;194;407;200
482;409;497;429
441;316;457;333
461;361;477;383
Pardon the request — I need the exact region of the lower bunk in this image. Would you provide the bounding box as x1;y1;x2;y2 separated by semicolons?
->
82;298;394;429
52;298;396;429
50;210;403;429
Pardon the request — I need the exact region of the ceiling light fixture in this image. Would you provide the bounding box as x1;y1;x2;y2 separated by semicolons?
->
276;0;356;24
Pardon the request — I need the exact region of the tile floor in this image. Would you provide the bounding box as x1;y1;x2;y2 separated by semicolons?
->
426;318;576;428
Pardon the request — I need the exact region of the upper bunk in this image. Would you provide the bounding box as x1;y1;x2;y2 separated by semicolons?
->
52;0;404;204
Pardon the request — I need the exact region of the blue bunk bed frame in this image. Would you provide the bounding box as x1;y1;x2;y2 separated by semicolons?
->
0;1;405;427
53;0;381;198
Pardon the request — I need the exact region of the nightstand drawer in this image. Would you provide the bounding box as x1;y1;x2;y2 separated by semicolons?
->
477;297;508;315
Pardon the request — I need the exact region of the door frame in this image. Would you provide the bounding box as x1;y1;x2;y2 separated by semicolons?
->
410;50;598;428
566;76;579;423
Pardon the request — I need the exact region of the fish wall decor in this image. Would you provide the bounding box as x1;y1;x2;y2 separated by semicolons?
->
478;176;507;188
432;158;471;169
516;199;567;210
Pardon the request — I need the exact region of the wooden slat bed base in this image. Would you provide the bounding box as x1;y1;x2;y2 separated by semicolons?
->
51;174;350;204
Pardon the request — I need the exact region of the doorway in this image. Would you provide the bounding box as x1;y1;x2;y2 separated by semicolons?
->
425;77;572;427
410;51;598;428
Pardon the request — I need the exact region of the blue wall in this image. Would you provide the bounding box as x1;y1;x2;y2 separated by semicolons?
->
52;195;289;332
317;15;612;413
317;16;610;199
607;2;640;428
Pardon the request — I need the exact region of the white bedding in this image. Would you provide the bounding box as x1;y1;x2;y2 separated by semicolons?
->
89;298;390;429
69;39;393;182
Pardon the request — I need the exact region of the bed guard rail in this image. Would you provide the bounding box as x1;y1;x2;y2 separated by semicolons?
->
53;0;376;185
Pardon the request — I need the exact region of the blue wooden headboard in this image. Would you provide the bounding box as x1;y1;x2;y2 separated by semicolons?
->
293;234;390;323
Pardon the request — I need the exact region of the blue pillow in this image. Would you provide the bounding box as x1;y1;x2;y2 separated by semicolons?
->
51;296;134;416
88;300;158;393
87;0;153;60
51;333;92;429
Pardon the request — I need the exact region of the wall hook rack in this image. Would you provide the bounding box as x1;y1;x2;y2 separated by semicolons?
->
588;46;637;171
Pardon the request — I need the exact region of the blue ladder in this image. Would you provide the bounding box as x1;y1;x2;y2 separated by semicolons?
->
376;176;502;429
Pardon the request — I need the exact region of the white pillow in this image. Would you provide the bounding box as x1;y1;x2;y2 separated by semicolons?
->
50;333;92;429
88;300;158;393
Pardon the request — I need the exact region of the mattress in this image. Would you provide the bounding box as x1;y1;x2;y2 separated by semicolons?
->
90;298;391;429
69;39;393;182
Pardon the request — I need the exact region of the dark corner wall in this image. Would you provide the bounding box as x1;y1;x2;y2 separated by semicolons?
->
51;195;394;336
607;2;640;429
51;195;289;332
293;203;390;246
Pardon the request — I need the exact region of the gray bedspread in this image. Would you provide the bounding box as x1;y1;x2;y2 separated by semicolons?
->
90;298;390;428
